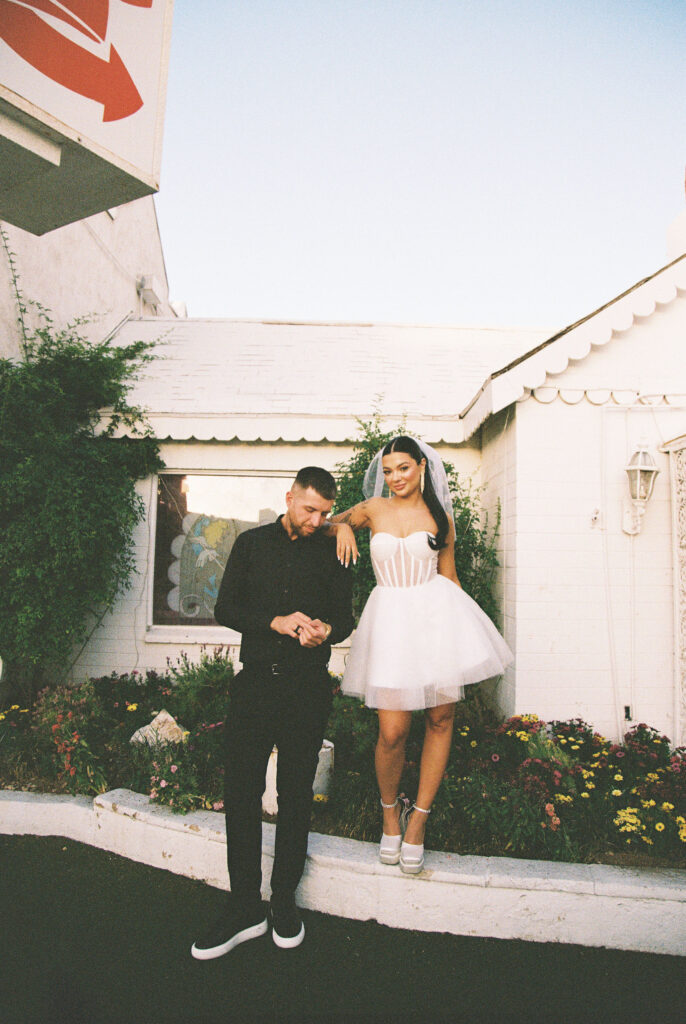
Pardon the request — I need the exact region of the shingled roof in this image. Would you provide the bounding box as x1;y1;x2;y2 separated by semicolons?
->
109;318;548;444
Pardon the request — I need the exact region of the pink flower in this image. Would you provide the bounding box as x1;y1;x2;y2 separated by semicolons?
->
491;754;500;762
213;801;224;812
160;780;168;788
170;765;178;773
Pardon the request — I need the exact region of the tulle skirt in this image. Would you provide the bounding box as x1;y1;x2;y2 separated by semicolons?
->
341;575;513;710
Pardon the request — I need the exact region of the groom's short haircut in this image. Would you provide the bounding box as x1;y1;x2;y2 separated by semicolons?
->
293;466;337;501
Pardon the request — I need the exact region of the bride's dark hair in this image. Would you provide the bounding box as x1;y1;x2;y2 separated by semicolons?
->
382;435;450;550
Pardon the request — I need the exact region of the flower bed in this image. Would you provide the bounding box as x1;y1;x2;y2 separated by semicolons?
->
1;649;684;868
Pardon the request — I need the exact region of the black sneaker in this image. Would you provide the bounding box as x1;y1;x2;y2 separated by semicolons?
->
191;902;268;960
270;896;305;949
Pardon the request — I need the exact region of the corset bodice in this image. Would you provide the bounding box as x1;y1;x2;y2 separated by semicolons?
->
370;531;437;588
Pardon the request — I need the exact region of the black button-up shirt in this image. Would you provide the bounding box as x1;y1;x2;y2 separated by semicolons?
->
214;517;354;670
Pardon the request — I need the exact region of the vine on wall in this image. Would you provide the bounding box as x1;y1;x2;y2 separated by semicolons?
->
0;227;162;706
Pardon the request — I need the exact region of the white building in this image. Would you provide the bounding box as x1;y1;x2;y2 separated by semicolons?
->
0;196;177;360
4;197;685;745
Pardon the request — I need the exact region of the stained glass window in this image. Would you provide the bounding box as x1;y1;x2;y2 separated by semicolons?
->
152;473;290;626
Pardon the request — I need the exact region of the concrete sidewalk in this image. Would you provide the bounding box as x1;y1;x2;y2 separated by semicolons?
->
1;835;684;1024
2;788;685;955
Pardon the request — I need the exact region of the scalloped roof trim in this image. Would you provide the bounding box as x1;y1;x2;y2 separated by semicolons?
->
460;253;686;439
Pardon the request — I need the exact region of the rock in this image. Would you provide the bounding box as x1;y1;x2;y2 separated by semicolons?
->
130;710;187;746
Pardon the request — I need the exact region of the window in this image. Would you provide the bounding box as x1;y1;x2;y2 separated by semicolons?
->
152;473;290;627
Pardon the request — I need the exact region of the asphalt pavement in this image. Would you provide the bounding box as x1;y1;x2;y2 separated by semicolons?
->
0;835;683;1024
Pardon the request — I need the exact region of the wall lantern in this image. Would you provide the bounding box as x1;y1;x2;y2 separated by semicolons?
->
622;443;660;535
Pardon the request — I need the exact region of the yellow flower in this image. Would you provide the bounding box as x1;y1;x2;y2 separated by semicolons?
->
581;792;590;799
571;744;580;750
611;789;622;797
585;782;596;790
655;822;665;832
662;802;674;812
555;794;573;804
10;705;19;711
470;740;477;748
313;793;328;803
642;837;654;845
127;703;138;712
646;773;659;782
0;714;5;722
613;774;623;781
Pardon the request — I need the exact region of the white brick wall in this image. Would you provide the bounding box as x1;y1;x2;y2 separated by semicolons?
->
509;396;685;742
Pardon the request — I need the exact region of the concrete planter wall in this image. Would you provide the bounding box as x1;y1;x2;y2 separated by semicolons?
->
1;788;684;956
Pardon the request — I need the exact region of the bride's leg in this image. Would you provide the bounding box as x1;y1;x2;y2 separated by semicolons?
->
375;709;412;835
403;702;456;846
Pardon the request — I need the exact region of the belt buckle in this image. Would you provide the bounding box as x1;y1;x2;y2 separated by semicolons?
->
270;663;282;677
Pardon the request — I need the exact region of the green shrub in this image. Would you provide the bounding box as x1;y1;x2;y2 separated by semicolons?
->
0;289;162;707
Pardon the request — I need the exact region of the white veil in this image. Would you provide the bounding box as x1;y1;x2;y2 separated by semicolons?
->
362;437;455;526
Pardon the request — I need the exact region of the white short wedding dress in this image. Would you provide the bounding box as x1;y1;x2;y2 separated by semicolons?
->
341;531;513;710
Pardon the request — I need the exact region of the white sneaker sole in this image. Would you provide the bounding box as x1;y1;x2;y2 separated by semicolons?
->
380;851;401;864
191;918;268;960
272;920;305;949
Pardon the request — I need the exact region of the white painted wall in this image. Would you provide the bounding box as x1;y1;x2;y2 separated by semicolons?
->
508;398;684;743
0;196;175;359
479;405;517;717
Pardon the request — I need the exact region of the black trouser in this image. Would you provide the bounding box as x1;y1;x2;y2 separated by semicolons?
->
223;663;333;910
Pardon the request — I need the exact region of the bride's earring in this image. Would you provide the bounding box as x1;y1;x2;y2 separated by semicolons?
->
420;466;425;493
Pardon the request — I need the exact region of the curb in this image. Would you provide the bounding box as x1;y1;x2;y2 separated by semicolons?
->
1;788;684;956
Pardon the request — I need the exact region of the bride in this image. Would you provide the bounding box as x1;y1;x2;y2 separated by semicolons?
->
330;435;512;873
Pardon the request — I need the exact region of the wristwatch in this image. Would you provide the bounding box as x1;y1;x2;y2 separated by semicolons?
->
323;623;332;640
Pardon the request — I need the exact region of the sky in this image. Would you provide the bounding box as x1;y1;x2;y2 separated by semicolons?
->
154;0;686;331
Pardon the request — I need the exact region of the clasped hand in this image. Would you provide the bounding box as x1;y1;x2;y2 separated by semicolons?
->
271;612;329;647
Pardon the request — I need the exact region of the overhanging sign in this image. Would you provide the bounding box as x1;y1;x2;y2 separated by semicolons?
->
0;0;174;234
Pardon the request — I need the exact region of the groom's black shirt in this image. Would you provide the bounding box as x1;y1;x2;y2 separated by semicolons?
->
214;516;353;670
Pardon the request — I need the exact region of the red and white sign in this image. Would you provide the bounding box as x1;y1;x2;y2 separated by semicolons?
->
0;0;174;233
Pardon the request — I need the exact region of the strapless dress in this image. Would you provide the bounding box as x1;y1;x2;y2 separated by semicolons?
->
340;531;513;710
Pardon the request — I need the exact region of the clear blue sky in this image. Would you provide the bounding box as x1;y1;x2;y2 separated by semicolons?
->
155;0;686;330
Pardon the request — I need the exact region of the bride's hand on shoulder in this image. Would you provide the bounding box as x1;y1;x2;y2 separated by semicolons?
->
334;522;358;566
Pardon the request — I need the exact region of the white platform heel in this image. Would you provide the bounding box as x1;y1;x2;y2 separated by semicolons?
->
400;804;431;874
379;797;408;864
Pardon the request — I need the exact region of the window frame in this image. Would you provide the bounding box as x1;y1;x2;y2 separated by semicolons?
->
145;468;294;644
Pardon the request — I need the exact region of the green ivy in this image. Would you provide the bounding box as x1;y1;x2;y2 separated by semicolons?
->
332;414;502;623
0;234;162;706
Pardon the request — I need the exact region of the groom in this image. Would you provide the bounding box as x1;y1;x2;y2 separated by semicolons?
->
191;467;353;959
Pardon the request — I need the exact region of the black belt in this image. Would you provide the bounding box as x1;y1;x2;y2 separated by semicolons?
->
245;661;325;678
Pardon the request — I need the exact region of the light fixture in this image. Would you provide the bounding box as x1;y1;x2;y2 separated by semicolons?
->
622;443;660;535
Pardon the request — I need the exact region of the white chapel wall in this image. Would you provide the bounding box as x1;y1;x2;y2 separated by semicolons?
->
0;196;175;360
510;395;684;743
479;406;517;717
